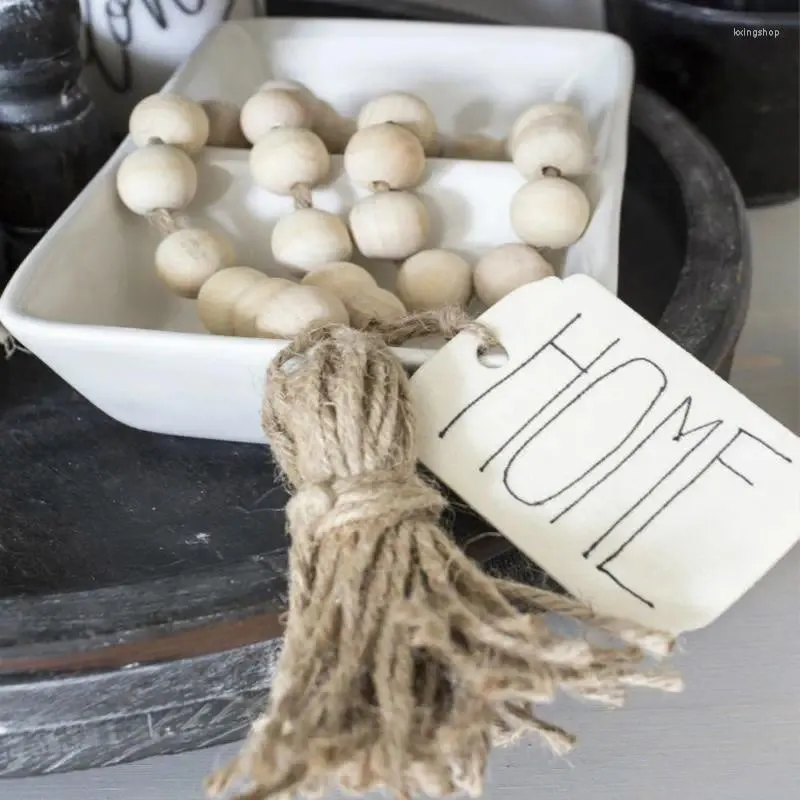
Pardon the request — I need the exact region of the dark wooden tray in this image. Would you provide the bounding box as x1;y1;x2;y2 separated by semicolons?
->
0;85;749;776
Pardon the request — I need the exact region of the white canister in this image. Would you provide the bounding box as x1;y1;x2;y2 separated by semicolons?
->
79;0;268;133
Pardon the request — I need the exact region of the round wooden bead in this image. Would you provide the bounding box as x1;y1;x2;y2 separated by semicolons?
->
510;176;591;249
509;102;587;154
302;267;405;328
357;92;438;155
272;208;353;272
511;117;593;180
344;123;426;190
259;79;318;114
250;128;330;195
197;266;267;335
346;287;407;329
129;93;210;155
349;191;429;260
201;100;248;147
473;243;554;306
240;89;313;144
116;144;198;216
254;284;349;339
233;277;295;337
301;261;378;292
396;249;472;311
155;228;236;298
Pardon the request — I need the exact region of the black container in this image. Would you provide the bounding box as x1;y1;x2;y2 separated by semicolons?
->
0;0;114;272
605;0;799;207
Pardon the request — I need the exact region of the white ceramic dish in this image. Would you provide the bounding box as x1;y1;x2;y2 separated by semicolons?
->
0;18;633;444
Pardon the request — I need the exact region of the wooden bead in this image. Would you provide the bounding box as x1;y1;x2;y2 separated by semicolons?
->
116;144;197;216
510;176;591;249
232;277;294;337
357;92;438;155
346;287;407;329
254;284;349;339
155;228;236;298
473;243;554;306
344;123;426;190
349;191;429;260
397;249;472;311
240;89;313;144
272;209;352;272
302;266;405;328
129;93;210;155
197;266;267;335
250;128;330;195
510;111;592;179
509;102;587;153
301;261;377;292
259;80;318;113
201;100;248;147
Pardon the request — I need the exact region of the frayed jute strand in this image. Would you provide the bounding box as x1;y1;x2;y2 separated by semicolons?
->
206;311;682;800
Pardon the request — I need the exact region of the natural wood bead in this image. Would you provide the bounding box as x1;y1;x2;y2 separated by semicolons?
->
396;248;472;311
301;261;377;292
116;144;198;216
510;176;591;249
155;228;236;298
348;191;429;260
240;89;313;144
259;80;319;116
197;266;267;335
510;109;592;179
232;277;295;337
254;284;349;339
302;266;405;328
346;287;407;329
473;243;554;306
357;92;438;155
201;100;248;147
129;93;210;155
344;123;426;190
250;128;330;195
509;102;587;153
272;208;353;272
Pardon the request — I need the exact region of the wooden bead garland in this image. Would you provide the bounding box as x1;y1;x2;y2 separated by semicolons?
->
506;102;592;250
115;87;601;343
117;95;239;299
345;111;431;263
244;87;354;275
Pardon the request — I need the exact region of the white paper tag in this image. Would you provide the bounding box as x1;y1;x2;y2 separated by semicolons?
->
409;276;800;634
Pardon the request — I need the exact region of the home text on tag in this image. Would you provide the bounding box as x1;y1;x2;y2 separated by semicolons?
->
409;276;800;633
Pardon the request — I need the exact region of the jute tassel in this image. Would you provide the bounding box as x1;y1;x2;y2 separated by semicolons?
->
207;311;682;800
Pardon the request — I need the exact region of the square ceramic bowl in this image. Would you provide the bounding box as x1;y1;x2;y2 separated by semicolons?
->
0;19;633;444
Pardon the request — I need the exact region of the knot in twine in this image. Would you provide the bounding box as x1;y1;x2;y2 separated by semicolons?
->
208;313;682;800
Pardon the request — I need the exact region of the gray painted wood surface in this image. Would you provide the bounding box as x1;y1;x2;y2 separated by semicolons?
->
2;189;797;800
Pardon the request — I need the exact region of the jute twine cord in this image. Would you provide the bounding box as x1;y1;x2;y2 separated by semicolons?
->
291;183;313;210
207;312;682;800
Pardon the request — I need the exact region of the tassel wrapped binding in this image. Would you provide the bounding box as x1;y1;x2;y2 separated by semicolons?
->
207;313;682;800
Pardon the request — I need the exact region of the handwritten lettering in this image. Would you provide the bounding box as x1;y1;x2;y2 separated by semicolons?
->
597;428;792;606
82;0;264;94
438;312;795;609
